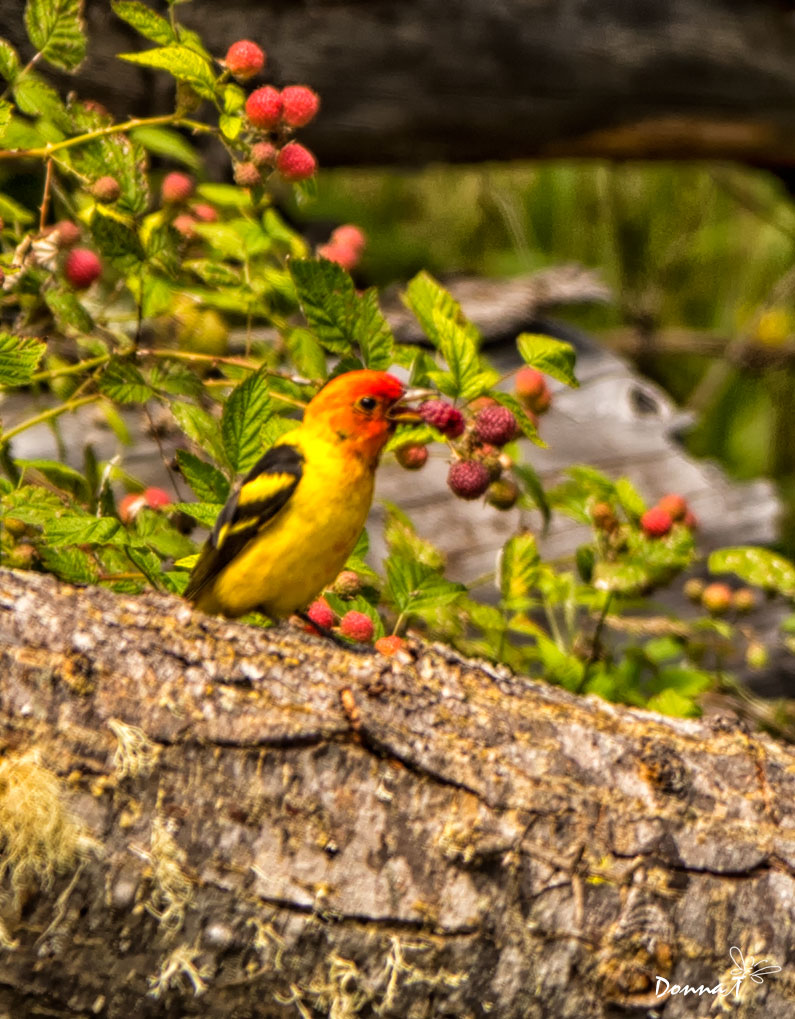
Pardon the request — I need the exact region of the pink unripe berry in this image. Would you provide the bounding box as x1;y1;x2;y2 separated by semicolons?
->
473;405;517;447
119;492;147;524
330;224;366;255
640;506;673;538
250;141;278;168
90;175;121;202
161;172;194;204
339;610;375;643
332;571;361;597
317;242;359;271
245;86;283;130
234;161;261;188
224;40;265;81
375;635;406;657
280;85;320;128
276;142;317;181
516;367;552;414
172;214;197;238
701;582;732;615
447;460;491;500
395;444;429;470
306;597;336;631
64;247;101;289
191;203;218;222
656;493;688;522
419;400;465;439
53;220;81;247
143;487;171;509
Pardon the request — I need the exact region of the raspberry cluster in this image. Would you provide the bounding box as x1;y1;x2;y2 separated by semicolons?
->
640;493;697;538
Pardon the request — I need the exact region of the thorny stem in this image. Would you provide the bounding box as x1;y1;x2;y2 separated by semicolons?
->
39;159;53;232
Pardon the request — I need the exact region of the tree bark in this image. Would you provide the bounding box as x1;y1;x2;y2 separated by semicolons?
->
4;1;795;168
1;567;794;1017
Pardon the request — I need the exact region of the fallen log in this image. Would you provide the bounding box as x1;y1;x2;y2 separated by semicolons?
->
0;567;794;1017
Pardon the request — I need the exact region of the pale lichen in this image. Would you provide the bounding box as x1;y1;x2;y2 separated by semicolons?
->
109;718;159;780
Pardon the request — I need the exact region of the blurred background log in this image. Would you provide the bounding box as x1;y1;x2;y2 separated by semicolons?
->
3;0;795;168
2;567;795;1018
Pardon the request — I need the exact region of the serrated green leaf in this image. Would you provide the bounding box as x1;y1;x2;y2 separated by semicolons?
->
383;503;445;571
25;0;86;71
140;273;172;318
118;45;216;99
0;101;11;140
0;191;35;225
491;391;545;447
196;182;252;209
149;359;204;400
171;501;222;528
176;450;230;503
708;546;795;597
111;1;175;44
131;509;194;559
16;458;88;499
384;423;444;453
44;288;93;333
13;73;71;128
90;208;144;270
513;462;550;528
352;288;393;370
517;333;579;388
222;369;273;474
171;402;225;466
615;477;646;520
284;327;327;382
222;83;246;114
39;545;97;584
645;688;700;718
385;555;465;616
130;125;199;169
592;560;650;595
0;332;46;386
499;532;540;607
0;39;20;83
184;259;241;287
191;220;258;261
43;514;122;546
99;358;155;403
290;258;357;355
402;270;480;348
218;113;242;140
73;130;149;216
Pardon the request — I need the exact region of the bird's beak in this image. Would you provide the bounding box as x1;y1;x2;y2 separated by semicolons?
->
387;387;435;423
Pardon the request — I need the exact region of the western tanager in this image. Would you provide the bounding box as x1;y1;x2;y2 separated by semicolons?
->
184;369;422;619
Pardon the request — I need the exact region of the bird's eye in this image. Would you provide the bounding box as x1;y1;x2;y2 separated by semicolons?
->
358;396;377;412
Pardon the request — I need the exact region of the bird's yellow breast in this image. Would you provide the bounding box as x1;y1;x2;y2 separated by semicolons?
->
196;435;374;618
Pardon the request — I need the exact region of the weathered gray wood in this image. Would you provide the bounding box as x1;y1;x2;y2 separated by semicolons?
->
3;0;795;166
1;567;794;1018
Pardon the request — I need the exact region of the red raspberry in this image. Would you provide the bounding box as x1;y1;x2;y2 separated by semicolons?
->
161;172;194;204
119;492;147;524
419;400;465;439
191;204;218;222
172;214;197;238
339;610;375;643
473;405;517;446
486;478;520;510
280;85;320;128
516;367;552;414
64;248;101;289
224;40;265;81
395;444;428;470
332;571;360;596
276;142;317;181
234;161;261;188
317;242;359;271
143;487;171;509
701;583;732;615
306;597;335;631
250;141;278;167
330;224;366;255
90;175;121;202
656;494;688;521
447;460;491;500
375;635;406;657
245;86;283;130
640;507;673;538
53;220;81;247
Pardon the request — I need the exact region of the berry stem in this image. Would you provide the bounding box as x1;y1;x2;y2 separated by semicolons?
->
38;158;53;232
29;353;111;384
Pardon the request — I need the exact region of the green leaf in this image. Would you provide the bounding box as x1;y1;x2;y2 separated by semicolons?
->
0;191;35;225
384;423;444;453
44;288;93;333
39;545;97;584
0;332;46;386
591;560;650;596
130;125;199;169
171;402;226;466
402;271;480;349
25;0;86;71
73;131;149;217
491;391;544;447
111;1;175;44
221;369;274;475
118;45;217;100
124;544;164;587
499;532;540;608
184;259;241;287
13;73;71;127
98;358;155;404
708;546;795;598
285;327;327;382
149;359;204;400
429;310;486;401
513;462;550;527
385;555;465;616
131;510;194;559
90;208;144;271
645;688;701;718
290;258;357;355
0;39;19;83
176;450;230;503
196;182;252;209
352;288;394;370
517;333;579;389
614;477;646;521
171;501;223;529
218;113;242;140
383;503;445;571
0;101;13;143
191;220;263;261
44;514;122;547
16;458;88;499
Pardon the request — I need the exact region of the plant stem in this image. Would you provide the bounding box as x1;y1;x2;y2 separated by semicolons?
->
0;394;100;448
28;354;110;384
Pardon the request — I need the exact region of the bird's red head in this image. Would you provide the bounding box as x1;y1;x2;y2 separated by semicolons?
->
303;370;415;463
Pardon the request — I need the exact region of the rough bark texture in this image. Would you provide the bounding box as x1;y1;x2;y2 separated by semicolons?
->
4;1;795;167
1;567;795;1018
